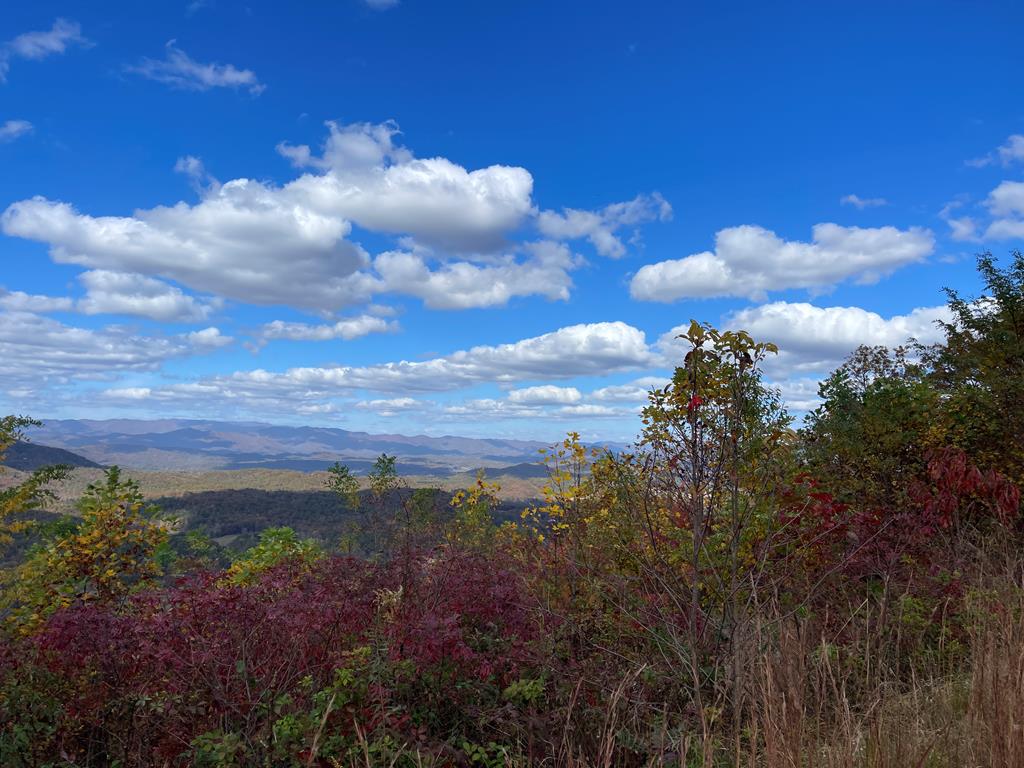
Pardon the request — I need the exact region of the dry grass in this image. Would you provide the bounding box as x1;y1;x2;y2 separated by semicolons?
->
741;580;1024;768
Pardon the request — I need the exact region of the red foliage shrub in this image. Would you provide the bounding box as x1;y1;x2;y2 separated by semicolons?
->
3;551;543;766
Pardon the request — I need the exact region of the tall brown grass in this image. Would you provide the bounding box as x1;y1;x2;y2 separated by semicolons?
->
744;565;1024;768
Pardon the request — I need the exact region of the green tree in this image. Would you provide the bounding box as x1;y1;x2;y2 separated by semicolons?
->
325;462;363;553
0;416;69;548
800;345;939;507
325;462;360;510
924;251;1024;486
368;453;399;502
365;453;402;556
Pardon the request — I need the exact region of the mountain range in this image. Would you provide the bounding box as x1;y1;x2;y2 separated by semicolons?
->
25;419;560;475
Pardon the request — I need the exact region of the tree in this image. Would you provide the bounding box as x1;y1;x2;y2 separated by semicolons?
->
368;453;399;502
0;416;69;548
638;321;791;721
800;345;939;508
4;466;167;633
325;462;360;510
924;251;1024;487
449;471;501;550
366;453;401;556
325;462;363;553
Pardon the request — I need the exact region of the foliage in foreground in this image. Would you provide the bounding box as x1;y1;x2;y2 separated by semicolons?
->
0;253;1023;767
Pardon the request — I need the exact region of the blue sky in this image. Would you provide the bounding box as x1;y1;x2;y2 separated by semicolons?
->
1;1;1022;441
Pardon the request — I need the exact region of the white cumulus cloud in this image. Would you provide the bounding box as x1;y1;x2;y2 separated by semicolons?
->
281;121;534;253
717;301;950;376
590;376;669;403
372;240;579;309
2;185;371;311
630;223;934;302
2;122;561;311
77;270;221;322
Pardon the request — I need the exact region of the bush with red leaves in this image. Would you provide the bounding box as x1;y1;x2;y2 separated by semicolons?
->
0;551;543;767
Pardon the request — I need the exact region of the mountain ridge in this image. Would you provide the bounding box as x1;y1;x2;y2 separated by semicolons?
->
1;441;103;472
28;418;564;473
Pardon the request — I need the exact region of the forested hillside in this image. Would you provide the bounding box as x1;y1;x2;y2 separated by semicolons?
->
0;442;101;472
0;253;1022;766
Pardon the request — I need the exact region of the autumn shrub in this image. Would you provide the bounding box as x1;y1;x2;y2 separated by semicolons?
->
0;548;547;766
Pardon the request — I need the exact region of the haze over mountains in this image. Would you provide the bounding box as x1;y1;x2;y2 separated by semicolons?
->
27;419;567;475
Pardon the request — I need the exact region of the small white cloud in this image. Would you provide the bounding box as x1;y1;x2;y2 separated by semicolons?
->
174;155;219;192
439;397;629;422
128;41;264;95
356;397;421;416
296;403;338;415
967;134;1024;168
985;180;1024;218
986;218;1024;240
538;193;671;258
939;201;979;243
590;376;669;403
840;194;887;209
982;180;1024;239
186;326;232;348
1;19;89;82
0;120;33;142
507;385;582;405
997;135;1024;165
555;404;621;418
257;314;397;344
365;0;400;8
102;387;153;400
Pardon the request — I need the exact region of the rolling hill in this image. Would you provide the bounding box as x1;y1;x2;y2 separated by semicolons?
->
1;441;103;471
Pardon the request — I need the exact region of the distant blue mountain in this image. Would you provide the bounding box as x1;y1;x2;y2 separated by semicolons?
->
30;418;561;473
